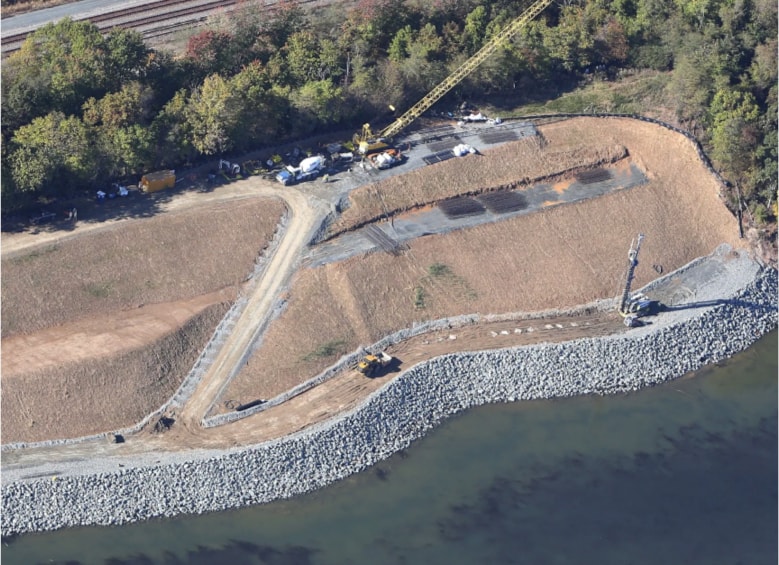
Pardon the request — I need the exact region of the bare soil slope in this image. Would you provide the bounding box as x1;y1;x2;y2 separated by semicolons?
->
328;138;627;237
1;197;285;442
2;303;229;444
2;197;285;337
224;117;742;406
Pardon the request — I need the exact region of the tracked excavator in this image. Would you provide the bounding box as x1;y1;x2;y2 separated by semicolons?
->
354;0;555;155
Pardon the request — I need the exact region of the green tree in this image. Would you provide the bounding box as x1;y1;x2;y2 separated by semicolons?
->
411;23;444;61
101;124;154;177
264;0;307;50
463;5;488;54
389;25;414;63
9;19;111;117
186;74;240;156
708;87;761;191
9;112;97;196
105;28;152;84
1;64;52;132
151;89;195;166
230;61;289;148
285;31;323;85
541;6;596;71
82;82;154;128
667;34;729;122
291;80;347;130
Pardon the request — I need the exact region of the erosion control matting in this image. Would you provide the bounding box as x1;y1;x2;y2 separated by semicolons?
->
477;191;528;213
479;130;520;144
575;169;612;184
438;197;486;218
363;224;403;255
423;150;456;166
426;137;462;153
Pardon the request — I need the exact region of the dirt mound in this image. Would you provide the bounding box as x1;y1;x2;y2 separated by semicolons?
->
222;117;742;407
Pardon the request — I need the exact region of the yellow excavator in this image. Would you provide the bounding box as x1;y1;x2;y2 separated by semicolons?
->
354;0;555;154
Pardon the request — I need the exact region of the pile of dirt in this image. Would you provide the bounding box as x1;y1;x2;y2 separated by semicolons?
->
222;117;743;406
1;197;285;337
327;138;628;238
2;302;229;443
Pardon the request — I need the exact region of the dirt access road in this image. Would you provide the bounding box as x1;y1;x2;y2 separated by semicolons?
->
1;180;272;259
176;186;325;432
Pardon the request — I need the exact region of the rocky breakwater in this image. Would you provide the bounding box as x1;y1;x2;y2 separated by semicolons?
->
2;261;776;537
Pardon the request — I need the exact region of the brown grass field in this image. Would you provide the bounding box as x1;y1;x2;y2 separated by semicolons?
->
222;117;742;408
1;197;285;442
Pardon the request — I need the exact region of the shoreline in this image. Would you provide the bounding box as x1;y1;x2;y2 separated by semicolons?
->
2;249;776;538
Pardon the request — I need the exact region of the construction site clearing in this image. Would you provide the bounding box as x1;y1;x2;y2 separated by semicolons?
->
0;115;752;465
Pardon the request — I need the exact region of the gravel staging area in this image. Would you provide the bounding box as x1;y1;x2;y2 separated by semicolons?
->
2;247;776;537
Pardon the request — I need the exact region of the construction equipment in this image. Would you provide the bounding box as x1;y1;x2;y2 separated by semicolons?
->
140;170;175;193
618;234;654;327
275;155;326;186
369;148;405;170
356;351;393;377
354;0;554;154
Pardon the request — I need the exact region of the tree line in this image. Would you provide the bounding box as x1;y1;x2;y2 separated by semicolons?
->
2;0;776;227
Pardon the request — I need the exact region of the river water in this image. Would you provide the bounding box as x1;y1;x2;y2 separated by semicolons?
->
3;332;776;565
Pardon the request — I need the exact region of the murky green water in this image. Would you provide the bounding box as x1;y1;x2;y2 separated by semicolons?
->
4;332;776;565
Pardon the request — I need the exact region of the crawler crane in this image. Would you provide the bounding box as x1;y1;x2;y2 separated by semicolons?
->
354;0;555;154
618;234;654;327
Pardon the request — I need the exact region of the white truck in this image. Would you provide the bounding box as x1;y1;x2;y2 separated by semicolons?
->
276;155;326;186
369;149;404;170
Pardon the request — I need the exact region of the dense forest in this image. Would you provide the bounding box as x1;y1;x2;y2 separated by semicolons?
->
2;0;776;234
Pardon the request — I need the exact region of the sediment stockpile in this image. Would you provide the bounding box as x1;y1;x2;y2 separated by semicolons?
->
226;118;743;403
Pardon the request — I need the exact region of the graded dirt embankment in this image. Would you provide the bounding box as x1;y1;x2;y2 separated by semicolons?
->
327;138;628;237
2;198;285;337
223;117;742;406
1;196;285;443
2;303;230;444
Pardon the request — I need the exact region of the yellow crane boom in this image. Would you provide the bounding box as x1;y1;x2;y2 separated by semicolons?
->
358;0;554;153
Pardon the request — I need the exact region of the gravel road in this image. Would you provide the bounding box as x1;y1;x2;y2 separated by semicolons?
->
2;247;775;537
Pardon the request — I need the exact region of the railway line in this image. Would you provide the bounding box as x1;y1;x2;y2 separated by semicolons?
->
1;0;326;55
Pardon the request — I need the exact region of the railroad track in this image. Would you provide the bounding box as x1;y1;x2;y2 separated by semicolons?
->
1;0;325;55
